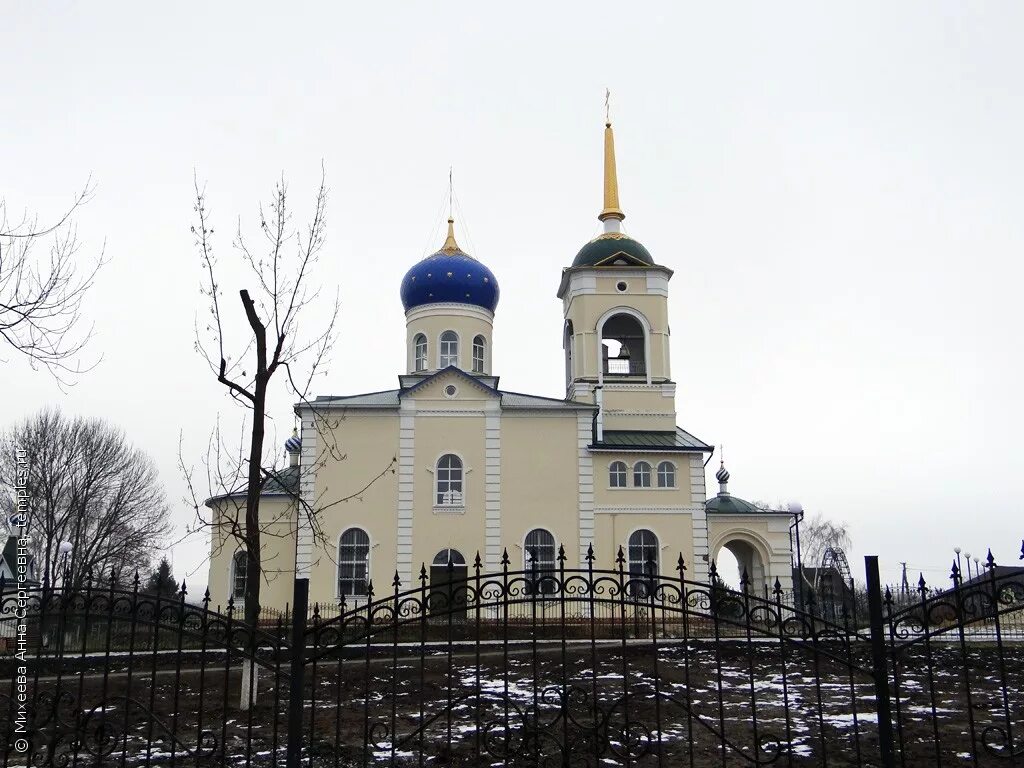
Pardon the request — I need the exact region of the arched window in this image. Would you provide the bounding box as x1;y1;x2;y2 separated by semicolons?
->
633;461;652;488
472;335;486;373
628;529;659;597
338;528;370;598
657;461;676;488
439;331;459;368
231;551;247;600
436;454;464;506
432;548;466;567
413;333;428;372
525;528;557;595
609;461;627;488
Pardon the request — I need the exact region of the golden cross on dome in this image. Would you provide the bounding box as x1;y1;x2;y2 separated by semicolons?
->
605;88;611;125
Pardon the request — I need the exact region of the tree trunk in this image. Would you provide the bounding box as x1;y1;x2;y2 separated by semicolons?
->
240;288;268;709
240;658;259;711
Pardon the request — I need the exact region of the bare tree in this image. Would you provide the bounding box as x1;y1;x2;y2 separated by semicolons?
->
0;409;171;590
180;172;399;708
799;513;852;592
183;171;345;630
0;182;106;384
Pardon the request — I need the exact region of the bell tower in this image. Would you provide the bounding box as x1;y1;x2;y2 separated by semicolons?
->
557;116;677;435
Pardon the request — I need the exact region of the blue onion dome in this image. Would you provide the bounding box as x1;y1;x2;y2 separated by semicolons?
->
715;462;730;484
400;218;499;313
284;429;301;454
572;232;655;268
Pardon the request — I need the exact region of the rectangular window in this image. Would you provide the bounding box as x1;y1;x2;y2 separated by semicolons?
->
440;332;459;368
472;341;485;373
657;462;676;488
338;560;368;597
414;336;427;371
610;462;627;488
338;536;370;597
634;462;651;488
525;530;557;595
233;559;246;599
436;462;463;505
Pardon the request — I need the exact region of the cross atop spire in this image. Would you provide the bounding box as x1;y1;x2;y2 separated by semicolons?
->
599;91;625;231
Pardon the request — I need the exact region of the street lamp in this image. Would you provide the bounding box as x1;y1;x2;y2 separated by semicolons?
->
57;541;72;589
964;552;972;581
788;501;805;610
954;548;962;580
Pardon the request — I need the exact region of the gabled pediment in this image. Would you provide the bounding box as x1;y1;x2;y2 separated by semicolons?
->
400;366;500;403
593;251;653;267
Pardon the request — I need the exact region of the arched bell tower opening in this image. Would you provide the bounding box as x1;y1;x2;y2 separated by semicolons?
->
599;312;647;380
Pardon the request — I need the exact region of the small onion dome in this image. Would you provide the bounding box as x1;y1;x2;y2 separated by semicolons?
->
715;464;730;484
572;232;655;268
400;218;499;313
285;431;301;454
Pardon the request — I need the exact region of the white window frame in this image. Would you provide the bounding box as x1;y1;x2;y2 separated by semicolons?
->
633;461;652;488
657;461;676;488
413;333;428;372
609;461;627;488
472;335;486;373
439;330;459;368
435;453;464;507
337;527;371;600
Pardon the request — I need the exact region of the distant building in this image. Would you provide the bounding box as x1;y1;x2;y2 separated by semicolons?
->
0;533;36;588
207;118;796;611
792;566;856;619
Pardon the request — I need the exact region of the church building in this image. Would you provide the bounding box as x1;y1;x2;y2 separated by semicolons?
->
207;119;795;611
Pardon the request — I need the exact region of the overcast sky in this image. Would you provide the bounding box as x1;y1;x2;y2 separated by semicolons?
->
3;2;1022;589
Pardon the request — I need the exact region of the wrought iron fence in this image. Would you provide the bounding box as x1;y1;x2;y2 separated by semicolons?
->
0;543;1021;766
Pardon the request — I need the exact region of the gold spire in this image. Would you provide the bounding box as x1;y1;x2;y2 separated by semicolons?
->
440;217;461;253
599;121;625;224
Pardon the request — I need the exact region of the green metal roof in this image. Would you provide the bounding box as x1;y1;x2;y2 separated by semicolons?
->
705;494;789;515
590;428;712;452
572;234;655;267
204;465;300;507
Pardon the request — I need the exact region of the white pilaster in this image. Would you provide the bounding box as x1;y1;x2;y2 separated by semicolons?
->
396;401;416;587
295;411;318;578
484;402;502;572
577;413;595;566
689;455;709;584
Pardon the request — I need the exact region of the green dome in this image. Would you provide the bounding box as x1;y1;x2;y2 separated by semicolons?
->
705;494;764;515
572;233;655;267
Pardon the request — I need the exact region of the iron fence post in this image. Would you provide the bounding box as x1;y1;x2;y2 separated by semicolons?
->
865;556;895;767
285;577;309;768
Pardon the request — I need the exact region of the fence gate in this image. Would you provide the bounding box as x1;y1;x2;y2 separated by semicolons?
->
1;545;1022;766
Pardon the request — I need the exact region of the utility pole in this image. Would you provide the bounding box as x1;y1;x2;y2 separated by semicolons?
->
899;562;909;596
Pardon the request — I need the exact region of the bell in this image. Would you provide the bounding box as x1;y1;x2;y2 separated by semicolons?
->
617;343;631;360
